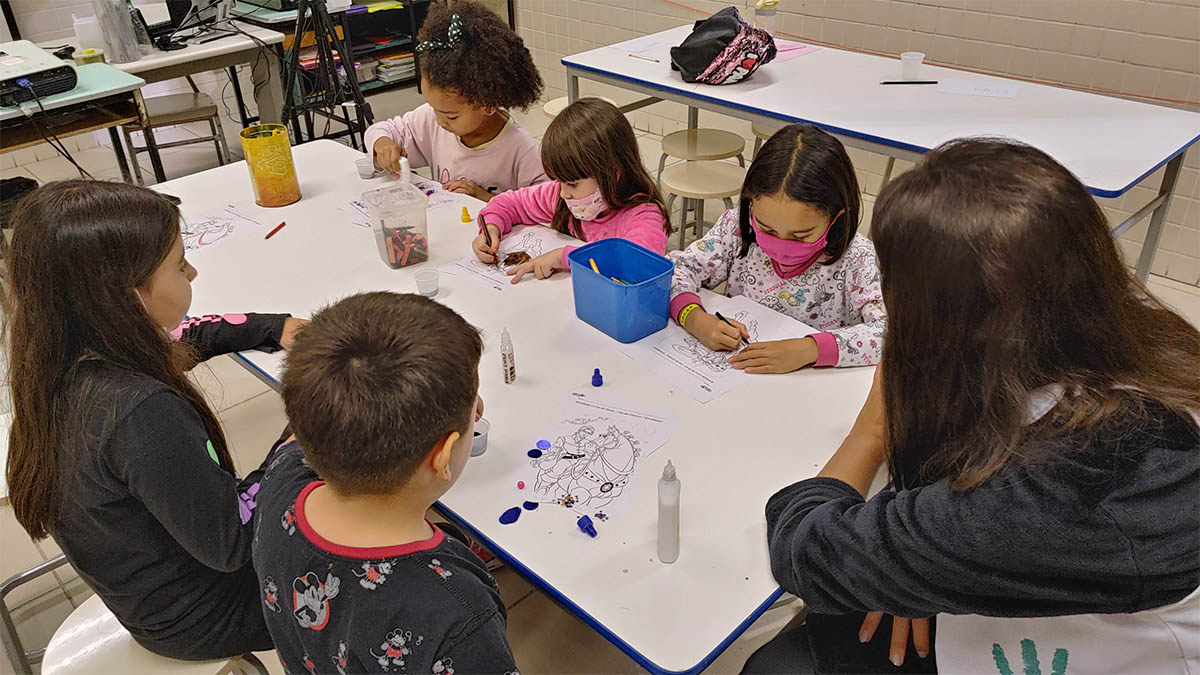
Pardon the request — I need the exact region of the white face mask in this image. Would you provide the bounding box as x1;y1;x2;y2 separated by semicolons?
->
563;187;607;221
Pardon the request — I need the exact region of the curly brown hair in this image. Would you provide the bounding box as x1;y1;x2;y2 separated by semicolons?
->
417;1;543;110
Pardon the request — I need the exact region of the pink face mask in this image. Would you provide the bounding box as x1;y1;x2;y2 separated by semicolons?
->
751;211;833;278
563;187;607;221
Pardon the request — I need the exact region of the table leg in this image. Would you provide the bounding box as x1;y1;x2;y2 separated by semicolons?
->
567;73;579;104
107;127;133;183
228;66;251;127
1134;154;1182;281
879;156;896;190
252;45;285;125
687;106;698;130
142;126;167;183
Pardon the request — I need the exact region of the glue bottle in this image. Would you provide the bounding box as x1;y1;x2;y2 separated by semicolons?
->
754;0;780;35
657;460;680;564
500;328;517;384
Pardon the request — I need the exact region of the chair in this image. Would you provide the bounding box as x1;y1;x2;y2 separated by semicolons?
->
542;95;617;119
752;121;784;157
121;76;230;185
41;594;268;675
660;160;745;249
657;128;746;186
0;555;71;673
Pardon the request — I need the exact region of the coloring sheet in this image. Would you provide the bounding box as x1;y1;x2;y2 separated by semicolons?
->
442;225;568;292
181;205;263;252
513;391;674;522
618;295;818;403
412;178;463;209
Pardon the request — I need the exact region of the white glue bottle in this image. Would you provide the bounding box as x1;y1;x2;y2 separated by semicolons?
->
658;460;680;563
754;0;780;35
500;328;517;384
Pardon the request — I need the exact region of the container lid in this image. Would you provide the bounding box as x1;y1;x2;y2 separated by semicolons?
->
361;181;427;209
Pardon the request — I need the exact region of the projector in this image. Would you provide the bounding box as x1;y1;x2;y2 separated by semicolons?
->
0;41;78;108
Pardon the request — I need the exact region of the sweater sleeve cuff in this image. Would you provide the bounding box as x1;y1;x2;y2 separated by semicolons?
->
670;292;703;324
560;245;577;269
812;332;839;367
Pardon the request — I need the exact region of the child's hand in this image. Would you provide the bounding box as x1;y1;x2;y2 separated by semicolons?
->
728;337;818;373
475;395;485;421
372;137;407;176
685;311;748;351
472;225;501;263
507;248;565;284
444;178;492;202
859;613;931;665
280;318;309;350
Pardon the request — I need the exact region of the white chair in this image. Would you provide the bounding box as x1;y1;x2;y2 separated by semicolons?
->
542;95;617;119
752;121;784;157
660;161;745;249
42;594;268;675
657;128;746;186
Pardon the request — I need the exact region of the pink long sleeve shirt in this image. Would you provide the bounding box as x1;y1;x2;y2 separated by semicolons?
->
364;103;548;196
477;181;669;266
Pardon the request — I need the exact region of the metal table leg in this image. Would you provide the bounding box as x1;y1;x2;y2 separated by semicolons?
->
228;65;252;127
567;73;579;104
107;127;133;183
1134;154;1182;281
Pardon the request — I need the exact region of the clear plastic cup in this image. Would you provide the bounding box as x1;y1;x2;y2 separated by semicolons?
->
355;156;377;179
415;269;439;297
471;418;490;457
901;52;925;80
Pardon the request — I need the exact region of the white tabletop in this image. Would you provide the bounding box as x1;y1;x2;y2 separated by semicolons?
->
564;26;1200;198
175;140;873;673
113;9;285;76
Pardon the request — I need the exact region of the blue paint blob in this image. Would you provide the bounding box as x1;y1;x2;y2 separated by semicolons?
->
537;439;551;450
522;501;539;511
499;507;521;525
527;448;543;458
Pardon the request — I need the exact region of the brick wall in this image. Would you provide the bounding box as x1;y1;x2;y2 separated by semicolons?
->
515;0;1200;285
10;0;96;43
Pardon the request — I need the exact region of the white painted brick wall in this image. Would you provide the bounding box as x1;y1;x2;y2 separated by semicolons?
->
516;0;1200;285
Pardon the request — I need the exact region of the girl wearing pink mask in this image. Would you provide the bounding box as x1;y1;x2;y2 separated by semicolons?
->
473;98;669;283
669;124;885;371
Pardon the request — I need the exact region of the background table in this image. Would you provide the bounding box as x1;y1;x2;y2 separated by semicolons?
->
173;140;873;673
563;27;1200;280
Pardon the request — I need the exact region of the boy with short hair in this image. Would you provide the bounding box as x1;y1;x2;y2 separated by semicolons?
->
253;291;515;674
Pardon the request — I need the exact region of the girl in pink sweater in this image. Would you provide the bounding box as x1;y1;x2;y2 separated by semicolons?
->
474;99;670;284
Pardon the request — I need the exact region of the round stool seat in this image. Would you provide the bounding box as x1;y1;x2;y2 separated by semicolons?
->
543;95;617;118
752;121;783;141
660;161;746;200
661;128;745;161
43;595;236;675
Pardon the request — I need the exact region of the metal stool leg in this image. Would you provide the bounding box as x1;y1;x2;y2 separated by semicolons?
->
723;197;734;210
665;193;680;249
122;126;145;186
737;152;745;167
657;152;668;188
753;137;763;158
695;198;706;237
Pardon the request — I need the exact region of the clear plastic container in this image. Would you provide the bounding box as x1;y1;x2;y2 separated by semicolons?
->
362;182;429;269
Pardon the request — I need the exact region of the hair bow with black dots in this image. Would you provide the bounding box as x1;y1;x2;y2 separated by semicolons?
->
415;14;463;52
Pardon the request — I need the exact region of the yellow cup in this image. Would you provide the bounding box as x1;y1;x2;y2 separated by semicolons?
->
239;124;301;207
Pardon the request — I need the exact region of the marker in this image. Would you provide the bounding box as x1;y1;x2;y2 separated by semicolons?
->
589;258;601;275
715;311;750;346
879;80;938;85
628;53;660;63
265;221;287;239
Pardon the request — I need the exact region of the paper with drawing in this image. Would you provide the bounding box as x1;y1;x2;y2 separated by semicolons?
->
515;392;673;522
442;225;569;292
618;295;817;403
181;205;263;252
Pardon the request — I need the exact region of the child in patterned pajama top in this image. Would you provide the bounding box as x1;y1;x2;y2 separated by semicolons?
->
669;124;886;372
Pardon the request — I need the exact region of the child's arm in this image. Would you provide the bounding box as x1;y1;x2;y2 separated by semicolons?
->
363;106;434;172
476;181;560;238
812;246;886;368
668;211;748;350
170;313;301;366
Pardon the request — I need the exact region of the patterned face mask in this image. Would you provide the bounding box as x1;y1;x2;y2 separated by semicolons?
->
563;187;608;221
415;14;463;52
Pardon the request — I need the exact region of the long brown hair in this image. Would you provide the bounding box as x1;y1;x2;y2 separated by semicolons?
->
4;180;234;539
540;98;669;239
872;139;1200;491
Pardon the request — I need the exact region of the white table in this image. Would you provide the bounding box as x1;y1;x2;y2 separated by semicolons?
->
174;140;873;674
563;27;1200;280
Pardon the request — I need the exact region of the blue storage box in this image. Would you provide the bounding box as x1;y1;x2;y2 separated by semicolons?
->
567;239;674;343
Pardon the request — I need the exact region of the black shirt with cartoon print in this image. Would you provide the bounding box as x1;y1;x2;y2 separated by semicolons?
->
253;440;518;675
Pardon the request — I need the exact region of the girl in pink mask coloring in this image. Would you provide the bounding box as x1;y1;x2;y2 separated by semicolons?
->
473;98;669;282
670;124;885;371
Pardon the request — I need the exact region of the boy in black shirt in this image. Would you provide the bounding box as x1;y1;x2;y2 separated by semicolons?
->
253;292;517;674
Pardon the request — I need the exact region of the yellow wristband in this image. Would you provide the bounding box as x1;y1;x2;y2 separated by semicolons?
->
677;303;701;327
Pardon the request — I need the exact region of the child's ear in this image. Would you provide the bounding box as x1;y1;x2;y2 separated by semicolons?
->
483;106;499;117
429;431;462;482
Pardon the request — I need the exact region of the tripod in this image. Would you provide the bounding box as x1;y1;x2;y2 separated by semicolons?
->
281;0;374;148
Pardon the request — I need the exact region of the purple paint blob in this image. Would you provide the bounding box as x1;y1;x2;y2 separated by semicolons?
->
527;448;543;458
522;501;539;511
499;507;521;525
537;440;551;450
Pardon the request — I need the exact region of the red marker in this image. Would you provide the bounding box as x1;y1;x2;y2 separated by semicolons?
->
265;221;287;239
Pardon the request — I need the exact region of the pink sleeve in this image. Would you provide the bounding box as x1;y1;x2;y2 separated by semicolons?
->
811;332;839;367
477;181;561;238
615;204;669;255
670;293;703;324
365;105;434;170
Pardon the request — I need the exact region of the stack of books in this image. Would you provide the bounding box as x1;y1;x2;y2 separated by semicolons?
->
376;52;416;83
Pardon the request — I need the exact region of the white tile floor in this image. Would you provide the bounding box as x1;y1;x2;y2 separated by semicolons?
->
6;72;1200;675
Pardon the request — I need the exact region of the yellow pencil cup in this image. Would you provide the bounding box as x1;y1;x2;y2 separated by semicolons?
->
239;124;301;207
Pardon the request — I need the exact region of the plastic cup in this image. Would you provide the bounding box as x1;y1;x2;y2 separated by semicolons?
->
355;157;377;179
471;418;490;457
415;269;440;297
900;52;924;81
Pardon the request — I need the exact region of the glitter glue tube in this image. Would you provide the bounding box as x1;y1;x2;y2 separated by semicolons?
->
501;328;517;384
658;460;680;563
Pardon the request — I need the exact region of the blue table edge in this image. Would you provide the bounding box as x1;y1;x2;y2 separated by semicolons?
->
232;350;788;674
561;57;1200;200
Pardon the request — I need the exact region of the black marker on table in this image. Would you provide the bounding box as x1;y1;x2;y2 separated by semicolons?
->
714;311;750;347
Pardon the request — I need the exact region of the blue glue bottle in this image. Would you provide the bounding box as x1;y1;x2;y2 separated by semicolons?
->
658;460;680;563
591;368;603;387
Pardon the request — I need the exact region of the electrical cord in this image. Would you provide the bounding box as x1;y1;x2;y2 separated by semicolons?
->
15;78;96;180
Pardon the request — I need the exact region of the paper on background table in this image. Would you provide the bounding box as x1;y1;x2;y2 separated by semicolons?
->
442;225;569;292
618;295;818;403
772;40;821;63
616;35;667;54
937;79;1018;99
508;391;674;523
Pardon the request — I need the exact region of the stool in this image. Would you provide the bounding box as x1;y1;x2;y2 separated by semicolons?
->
657;129;746;186
42;594;268;675
543;95;617;119
752;121;784;157
660;161;745;249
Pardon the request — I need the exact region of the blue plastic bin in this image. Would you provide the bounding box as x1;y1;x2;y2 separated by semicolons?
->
567;239;674;343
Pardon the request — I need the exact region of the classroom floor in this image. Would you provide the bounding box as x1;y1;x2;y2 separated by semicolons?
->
5;74;1200;674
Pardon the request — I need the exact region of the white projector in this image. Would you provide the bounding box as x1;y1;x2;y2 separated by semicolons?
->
0;40;78;108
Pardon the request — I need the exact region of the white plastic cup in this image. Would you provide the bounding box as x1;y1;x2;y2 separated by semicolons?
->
355;156;377;179
415;269;439;297
471;418;490;457
900;52;925;81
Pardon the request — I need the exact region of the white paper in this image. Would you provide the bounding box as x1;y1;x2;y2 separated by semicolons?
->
617;35;666;54
937;79;1018;98
442;225;568;292
618;295;818;403
181;204;263;252
512;391;674;522
336;198;371;228
412;178;465;209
